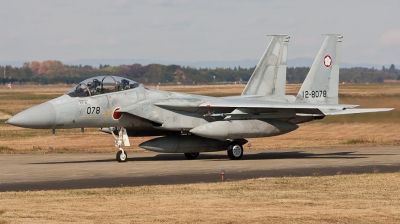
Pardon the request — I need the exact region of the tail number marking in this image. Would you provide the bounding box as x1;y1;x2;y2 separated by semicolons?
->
87;107;100;114
303;90;327;99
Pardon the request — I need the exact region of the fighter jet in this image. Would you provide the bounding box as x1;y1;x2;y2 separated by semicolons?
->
6;35;393;162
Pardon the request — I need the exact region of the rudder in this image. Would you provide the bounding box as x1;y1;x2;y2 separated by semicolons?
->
242;35;289;96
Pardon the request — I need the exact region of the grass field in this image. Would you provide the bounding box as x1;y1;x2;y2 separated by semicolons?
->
1;173;400;223
1;83;400;223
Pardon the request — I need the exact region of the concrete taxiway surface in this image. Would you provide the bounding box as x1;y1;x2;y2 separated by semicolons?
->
1;146;400;191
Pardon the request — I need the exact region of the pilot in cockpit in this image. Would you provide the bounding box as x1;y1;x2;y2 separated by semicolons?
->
121;79;130;90
87;79;101;95
115;81;122;91
67;76;139;97
121;79;139;89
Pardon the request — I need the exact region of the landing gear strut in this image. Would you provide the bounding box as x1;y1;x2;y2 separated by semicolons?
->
110;127;130;162
227;142;243;160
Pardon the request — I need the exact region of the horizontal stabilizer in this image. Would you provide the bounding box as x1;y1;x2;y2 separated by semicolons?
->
323;108;394;115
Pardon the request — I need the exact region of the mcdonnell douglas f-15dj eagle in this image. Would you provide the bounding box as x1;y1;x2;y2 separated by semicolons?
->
6;35;393;162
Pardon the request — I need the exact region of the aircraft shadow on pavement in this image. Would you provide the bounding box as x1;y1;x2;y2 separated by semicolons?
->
141;151;368;161
29;151;395;164
29;159;117;165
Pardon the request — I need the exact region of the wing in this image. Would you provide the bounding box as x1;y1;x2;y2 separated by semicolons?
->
152;97;359;120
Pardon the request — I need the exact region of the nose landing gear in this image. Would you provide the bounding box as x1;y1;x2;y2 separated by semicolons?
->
110;127;130;162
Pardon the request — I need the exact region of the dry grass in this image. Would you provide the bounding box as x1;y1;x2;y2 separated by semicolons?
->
246;123;400;150
1;173;400;223
0;123;399;154
338;84;400;97
0;112;10;120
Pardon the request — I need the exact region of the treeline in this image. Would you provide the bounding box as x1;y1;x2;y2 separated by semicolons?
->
1;61;399;85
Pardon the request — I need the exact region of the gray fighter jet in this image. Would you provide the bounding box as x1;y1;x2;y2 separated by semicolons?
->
6;35;393;162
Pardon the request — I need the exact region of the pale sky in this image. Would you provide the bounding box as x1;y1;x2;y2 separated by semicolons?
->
1;0;400;65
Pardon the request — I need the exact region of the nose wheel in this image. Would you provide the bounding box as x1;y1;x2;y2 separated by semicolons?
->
110;127;130;162
116;150;127;162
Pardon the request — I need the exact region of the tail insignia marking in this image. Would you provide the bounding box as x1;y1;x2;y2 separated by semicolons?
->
324;55;332;67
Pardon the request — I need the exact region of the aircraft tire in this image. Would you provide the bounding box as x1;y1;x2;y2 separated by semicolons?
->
184;152;199;160
227;143;243;160
116;151;128;162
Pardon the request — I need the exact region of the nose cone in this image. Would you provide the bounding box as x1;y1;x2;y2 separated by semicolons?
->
6;102;57;129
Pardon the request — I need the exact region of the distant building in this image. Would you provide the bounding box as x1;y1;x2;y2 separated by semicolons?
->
383;79;400;83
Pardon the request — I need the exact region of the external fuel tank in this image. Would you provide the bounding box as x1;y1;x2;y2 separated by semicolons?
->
139;135;247;153
189;119;298;140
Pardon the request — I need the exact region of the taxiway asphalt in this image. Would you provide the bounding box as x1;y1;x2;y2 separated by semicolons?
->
1;146;400;191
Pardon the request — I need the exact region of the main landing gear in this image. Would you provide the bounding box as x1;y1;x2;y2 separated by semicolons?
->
110;127;130;162
184;152;199;160
182;142;244;160
227;142;243;160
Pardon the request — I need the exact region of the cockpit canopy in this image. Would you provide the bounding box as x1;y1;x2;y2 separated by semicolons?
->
66;76;139;97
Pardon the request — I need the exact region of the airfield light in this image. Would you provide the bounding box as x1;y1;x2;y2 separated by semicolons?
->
221;168;226;181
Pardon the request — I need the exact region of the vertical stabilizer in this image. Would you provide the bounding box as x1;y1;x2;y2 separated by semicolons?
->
242;35;289;96
295;34;342;104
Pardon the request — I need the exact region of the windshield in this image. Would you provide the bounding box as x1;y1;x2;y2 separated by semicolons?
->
66;76;139;97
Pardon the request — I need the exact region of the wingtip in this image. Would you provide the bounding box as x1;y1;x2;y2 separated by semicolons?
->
266;34;289;37
321;34;343;39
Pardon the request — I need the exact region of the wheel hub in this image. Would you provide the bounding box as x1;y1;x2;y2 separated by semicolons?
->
120;152;126;160
232;145;242;157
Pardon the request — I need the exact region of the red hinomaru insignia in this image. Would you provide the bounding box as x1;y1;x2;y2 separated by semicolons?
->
324;55;332;67
112;107;123;120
